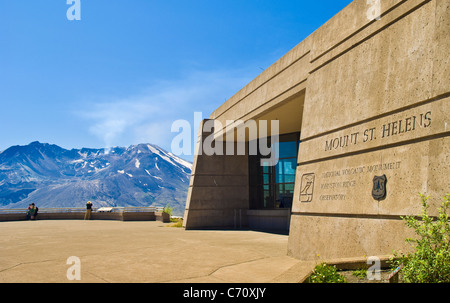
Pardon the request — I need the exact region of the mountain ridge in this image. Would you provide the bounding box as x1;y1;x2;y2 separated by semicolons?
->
0;141;191;215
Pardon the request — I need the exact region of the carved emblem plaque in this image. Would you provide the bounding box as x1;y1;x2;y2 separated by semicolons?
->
372;174;387;200
300;173;315;203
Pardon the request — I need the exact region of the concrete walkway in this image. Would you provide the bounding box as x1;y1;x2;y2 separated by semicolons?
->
0;220;314;283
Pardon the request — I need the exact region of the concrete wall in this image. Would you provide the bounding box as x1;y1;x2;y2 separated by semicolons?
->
289;0;449;260
210;31;309;129
184;120;249;229
184;0;449;261
247;209;291;232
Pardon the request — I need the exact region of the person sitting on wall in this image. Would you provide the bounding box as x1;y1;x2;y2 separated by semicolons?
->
84;201;93;220
26;204;32;220
26;203;38;220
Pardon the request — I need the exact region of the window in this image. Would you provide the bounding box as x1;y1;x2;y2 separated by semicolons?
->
249;133;300;210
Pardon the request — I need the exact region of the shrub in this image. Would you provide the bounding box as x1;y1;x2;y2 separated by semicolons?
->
390;194;450;283
352;268;368;279
306;263;347;283
168;218;184;228
162;203;175;216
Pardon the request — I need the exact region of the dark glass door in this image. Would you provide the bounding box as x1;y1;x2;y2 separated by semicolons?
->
249;133;300;210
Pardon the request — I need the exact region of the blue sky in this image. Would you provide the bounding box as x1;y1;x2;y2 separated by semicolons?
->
0;0;352;161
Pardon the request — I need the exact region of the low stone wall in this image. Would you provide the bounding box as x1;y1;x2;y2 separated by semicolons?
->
0;209;161;222
0;213;29;222
247;209;291;232
122;211;156;221
38;212;85;220
92;212;124;221
155;211;171;223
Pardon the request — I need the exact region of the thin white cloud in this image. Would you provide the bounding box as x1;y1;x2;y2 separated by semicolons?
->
75;68;256;153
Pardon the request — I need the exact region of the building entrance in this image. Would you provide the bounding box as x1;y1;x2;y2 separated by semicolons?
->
249;133;300;210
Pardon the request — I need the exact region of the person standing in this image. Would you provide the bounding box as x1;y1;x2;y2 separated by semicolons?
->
33;203;39;220
84;201;93;220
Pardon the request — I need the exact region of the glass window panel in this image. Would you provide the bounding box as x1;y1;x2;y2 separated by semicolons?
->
284;175;295;183
284;158;296;174
284;183;295;193
249;133;300;209
284;159;296;183
263;174;270;185
275;162;282;183
275;158;297;184
277;141;297;159
263;190;271;208
275;183;294;209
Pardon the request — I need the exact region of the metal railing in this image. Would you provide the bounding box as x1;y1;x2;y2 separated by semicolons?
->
116;207;164;213
0;208;34;214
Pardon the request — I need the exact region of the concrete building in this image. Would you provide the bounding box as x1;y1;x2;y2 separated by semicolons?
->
184;0;449;261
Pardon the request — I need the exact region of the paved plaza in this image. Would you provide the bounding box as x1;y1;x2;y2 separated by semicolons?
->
0;220;313;283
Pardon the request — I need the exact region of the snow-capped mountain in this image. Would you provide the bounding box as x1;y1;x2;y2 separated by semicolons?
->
0;141;192;215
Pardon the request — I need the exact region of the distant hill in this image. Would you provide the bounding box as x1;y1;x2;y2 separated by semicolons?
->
0;141;192;215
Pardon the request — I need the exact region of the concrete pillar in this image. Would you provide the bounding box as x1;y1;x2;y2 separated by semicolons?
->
184;119;249;229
